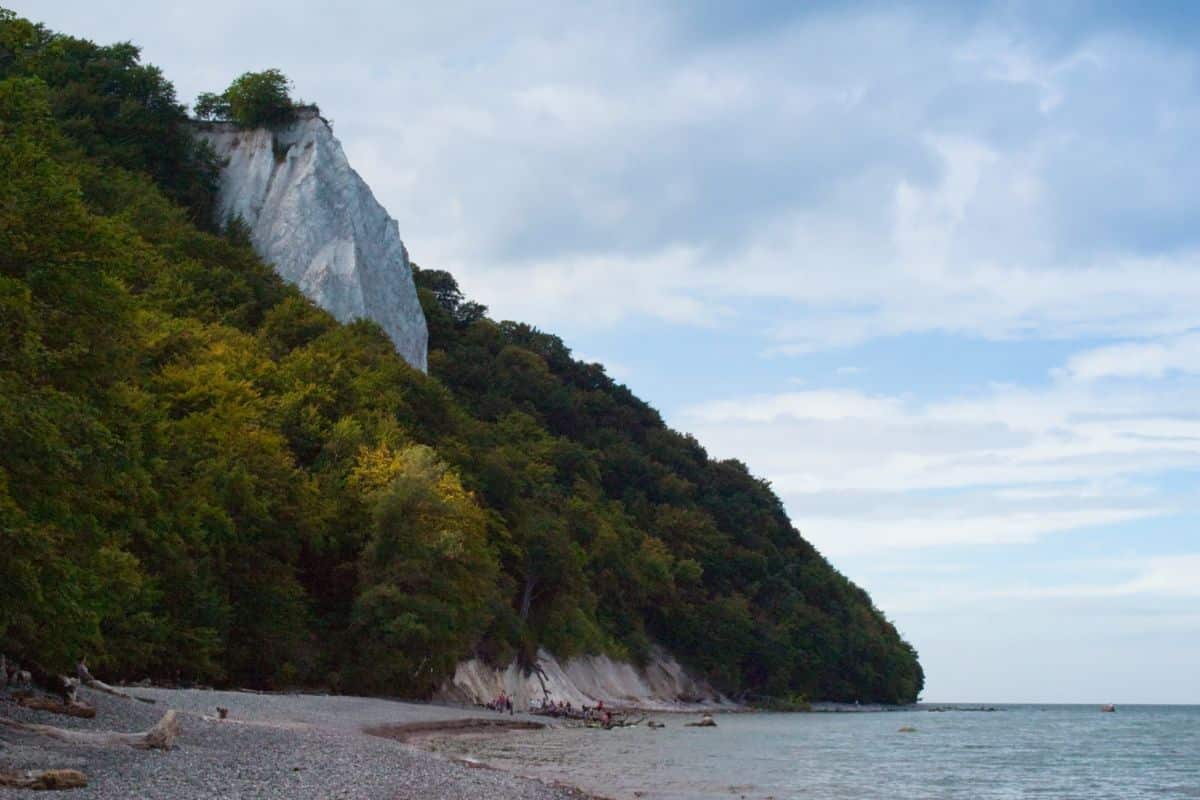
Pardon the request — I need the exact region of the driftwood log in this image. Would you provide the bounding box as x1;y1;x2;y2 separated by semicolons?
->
76;660;154;704
15;696;96;719
0;769;87;790
0;710;180;750
1;655;74;703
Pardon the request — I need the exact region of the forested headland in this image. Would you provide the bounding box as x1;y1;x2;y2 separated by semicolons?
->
0;8;923;704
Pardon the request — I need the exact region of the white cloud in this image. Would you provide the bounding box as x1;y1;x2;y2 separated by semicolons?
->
21;1;1200;353
1121;554;1200;597
393;22;1200;355
459;245;725;327
683;390;904;424
798;506;1160;556
676;376;1200;556
576;354;632;381
871;553;1200;617
1065;332;1200;380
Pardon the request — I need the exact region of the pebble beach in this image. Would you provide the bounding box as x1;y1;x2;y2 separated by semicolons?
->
0;686;593;799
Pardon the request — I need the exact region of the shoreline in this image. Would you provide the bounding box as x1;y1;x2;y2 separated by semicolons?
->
6;687;1187;800
365;717;546;742
359;716;617;800
404;707;736;800
0;686;595;800
3;683;924;800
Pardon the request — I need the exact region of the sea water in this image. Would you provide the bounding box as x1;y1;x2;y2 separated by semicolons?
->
430;705;1200;799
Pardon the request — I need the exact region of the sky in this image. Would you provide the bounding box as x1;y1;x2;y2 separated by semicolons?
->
17;0;1200;703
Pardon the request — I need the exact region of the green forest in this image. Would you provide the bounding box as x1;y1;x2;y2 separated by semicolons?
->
0;8;923;704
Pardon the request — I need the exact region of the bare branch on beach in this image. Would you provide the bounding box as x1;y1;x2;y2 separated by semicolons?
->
0;769;88;790
76;660;156;704
0;710;180;750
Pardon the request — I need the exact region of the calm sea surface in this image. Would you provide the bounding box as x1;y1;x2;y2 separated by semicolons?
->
429;705;1200;799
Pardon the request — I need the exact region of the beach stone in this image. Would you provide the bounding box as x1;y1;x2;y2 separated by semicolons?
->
0;687;579;800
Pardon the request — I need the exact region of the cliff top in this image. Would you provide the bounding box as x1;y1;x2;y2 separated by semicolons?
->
188;104;324;132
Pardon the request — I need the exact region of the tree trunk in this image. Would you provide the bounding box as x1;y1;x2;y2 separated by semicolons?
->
15;696;96;719
4;656;74;703
0;710;180;750
520;575;537;622
0;770;87;790
531;661;551;704
76;660;155;704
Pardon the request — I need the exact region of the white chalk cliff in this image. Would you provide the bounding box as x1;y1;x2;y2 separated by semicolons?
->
194;109;427;372
440;647;729;711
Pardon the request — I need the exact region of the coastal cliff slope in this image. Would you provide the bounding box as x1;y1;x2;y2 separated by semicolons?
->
194;109;428;372
0;8;923;707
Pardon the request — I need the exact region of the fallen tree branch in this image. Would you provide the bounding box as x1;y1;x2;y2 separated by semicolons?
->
0;769;87;790
1;654;74;703
75;660;155;704
15;696;96;719
0;710;180;750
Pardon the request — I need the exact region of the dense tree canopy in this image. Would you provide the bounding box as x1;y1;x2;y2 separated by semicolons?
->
194;69;297;128
0;8;218;225
0;8;922;704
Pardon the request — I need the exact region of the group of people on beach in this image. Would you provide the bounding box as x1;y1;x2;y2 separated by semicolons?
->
487;692;514;714
485;693;614;724
483;691;713;731
532;698;615;725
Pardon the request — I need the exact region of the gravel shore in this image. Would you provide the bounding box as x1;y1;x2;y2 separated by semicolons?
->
0;687;591;799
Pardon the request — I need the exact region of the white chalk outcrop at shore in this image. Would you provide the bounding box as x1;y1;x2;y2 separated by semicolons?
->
440;648;728;711
193;109;428;372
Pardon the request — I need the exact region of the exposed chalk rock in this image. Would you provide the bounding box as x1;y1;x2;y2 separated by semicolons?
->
194;109;428;371
439;647;730;711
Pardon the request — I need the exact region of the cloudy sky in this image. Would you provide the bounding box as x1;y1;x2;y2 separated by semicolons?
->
21;0;1200;703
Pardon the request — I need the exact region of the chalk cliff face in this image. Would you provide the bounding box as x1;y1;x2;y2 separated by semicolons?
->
439;648;730;711
194;109;428;372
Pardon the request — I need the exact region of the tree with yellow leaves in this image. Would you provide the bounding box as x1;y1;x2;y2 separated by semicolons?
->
348;444;499;694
